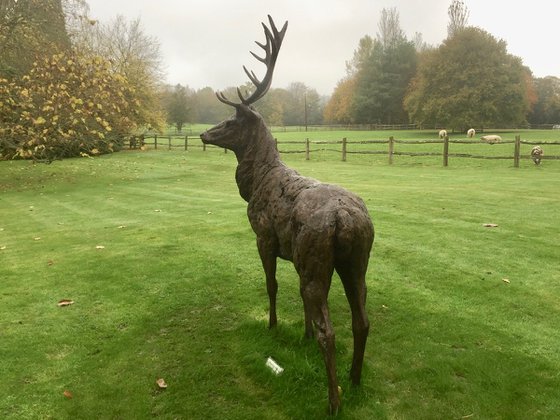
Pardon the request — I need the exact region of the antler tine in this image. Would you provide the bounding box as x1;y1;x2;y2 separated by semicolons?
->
236;87;247;103
215;15;288;108
243;65;260;86
216;91;239;108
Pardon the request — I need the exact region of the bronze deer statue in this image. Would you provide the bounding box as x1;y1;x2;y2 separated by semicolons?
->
200;16;374;414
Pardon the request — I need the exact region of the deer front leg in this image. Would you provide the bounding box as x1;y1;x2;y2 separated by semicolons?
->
257;237;278;328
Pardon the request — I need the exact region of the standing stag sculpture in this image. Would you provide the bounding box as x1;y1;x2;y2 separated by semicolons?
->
200;16;374;414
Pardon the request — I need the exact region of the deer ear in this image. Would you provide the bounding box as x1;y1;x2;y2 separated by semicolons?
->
236;104;259;121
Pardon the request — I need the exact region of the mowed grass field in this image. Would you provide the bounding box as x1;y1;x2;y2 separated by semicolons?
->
1;135;559;419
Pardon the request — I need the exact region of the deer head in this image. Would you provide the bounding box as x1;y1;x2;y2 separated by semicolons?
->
200;15;288;156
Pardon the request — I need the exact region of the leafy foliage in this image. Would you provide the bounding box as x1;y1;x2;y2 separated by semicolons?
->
351;9;417;125
164;84;193;132
352;39;417;124
0;0;70;78
324;36;374;124
528;76;560;125
73;15;166;132
1;3;167;161
325;9;417;125
323;77;356;124
404;27;533;130
0;52;141;161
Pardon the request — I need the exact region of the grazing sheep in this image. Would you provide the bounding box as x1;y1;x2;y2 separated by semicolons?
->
439;129;447;139
481;135;502;144
531;146;543;165
467;128;475;138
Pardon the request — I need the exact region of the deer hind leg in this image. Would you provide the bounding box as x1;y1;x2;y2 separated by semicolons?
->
293;220;341;413
257;237;278;328
300;286;314;339
336;262;370;385
300;279;340;414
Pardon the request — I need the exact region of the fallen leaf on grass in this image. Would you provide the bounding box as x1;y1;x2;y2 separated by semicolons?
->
95;245;105;249
502;278;510;284
482;223;498;228
154;209;161;212
117;225;127;229
57;299;74;307
156;378;168;389
47;260;54;266
0;246;6;250
34;237;41;241
63;390;73;399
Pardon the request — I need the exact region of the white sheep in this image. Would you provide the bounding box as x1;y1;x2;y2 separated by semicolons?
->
530;146;543;165
439;129;447;139
467;128;475;138
480;135;502;144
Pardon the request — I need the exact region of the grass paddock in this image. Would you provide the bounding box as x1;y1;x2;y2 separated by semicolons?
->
1;145;559;419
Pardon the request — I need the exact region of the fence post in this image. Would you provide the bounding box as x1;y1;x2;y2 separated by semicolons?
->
342;137;347;162
514;135;521;168
154;134;158;150
443;135;449;167
168;136;171;150
185;136;188;151
388;136;394;165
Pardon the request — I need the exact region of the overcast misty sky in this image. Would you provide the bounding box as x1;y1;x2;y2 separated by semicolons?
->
85;0;559;95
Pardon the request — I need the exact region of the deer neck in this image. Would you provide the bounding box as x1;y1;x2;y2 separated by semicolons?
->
234;124;280;202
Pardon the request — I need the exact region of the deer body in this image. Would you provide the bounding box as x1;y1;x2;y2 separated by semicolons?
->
199;17;374;414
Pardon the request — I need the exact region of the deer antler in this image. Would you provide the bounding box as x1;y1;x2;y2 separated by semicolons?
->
217;15;288;107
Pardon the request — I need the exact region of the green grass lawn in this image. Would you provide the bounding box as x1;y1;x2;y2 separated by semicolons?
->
1;146;559;419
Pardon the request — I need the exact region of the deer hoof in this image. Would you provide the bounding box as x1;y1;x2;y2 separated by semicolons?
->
328;398;341;416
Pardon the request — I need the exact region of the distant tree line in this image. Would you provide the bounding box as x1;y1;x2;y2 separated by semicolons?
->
324;1;560;130
162;82;325;132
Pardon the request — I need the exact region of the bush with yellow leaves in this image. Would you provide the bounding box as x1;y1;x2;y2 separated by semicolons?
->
0;52;143;162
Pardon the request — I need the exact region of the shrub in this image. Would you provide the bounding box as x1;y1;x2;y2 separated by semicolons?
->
0;52;142;162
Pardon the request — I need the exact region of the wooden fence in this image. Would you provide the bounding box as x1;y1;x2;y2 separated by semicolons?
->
128;134;560;167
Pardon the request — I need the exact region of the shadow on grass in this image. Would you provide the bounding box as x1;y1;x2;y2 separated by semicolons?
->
219;318;382;419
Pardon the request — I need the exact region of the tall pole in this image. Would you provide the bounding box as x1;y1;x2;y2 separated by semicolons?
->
304;92;308;132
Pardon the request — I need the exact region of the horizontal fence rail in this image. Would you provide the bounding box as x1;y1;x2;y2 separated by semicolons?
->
126;134;560;167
